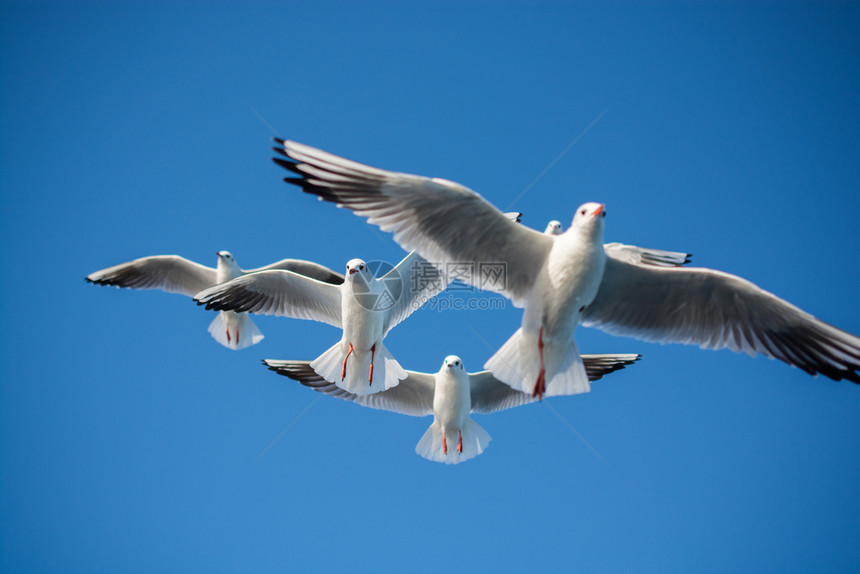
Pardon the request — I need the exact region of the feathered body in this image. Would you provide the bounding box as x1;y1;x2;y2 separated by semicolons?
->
415;356;491;464
488;203;608;396
310;259;407;394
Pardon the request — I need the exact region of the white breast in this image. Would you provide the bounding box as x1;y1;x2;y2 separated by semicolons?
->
433;369;471;431
528;233;606;335
341;280;384;351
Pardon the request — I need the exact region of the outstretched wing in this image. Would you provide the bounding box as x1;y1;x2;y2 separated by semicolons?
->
194;270;342;328
603;243;691;268
245;258;344;285
583;254;860;383
470;353;640;413
264;360;435;416
273;139;552;306
86;255;216;297
581;353;641;380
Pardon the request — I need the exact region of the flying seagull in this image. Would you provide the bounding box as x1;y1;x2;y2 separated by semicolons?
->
272;138;860;398
195;251;450;394
265;353;640;464
87;251;343;350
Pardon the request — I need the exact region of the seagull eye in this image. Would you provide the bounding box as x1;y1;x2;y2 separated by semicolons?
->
580;209;586;216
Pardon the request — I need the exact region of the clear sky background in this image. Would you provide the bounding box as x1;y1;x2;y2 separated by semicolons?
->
2;2;859;573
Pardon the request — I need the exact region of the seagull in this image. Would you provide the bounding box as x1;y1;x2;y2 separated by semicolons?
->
272;138;860;398
265;353;640;464
87;251;343;350
195;251;450;394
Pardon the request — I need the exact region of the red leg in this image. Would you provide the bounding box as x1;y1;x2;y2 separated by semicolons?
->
226;328;231;343
341;343;354;381
442;431;447;455
532;327;546;400
457;430;463;454
235;329;240;345
369;343;376;384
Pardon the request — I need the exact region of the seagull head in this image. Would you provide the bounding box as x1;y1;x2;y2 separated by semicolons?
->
345;258;368;280
570;202;606;240
443;355;465;371
544;220;563;235
216;250;241;276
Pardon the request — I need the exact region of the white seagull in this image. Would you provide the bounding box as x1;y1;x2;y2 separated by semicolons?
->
87;251;343;350
272;138;860;398
265;353;640;464
195;251;450;395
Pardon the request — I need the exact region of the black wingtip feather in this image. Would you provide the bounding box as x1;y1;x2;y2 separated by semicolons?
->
272;157;296;170
203;299;228;311
280;176;340;203
280;162;306;177
273;137;285;145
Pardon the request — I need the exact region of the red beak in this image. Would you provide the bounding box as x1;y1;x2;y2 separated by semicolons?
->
594;204;604;216
348;268;357;275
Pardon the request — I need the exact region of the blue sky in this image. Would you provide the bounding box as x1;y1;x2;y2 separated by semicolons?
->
2;2;859;572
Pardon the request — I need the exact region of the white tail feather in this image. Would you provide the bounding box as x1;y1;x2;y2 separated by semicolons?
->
207;311;264;350
309;341;345;385
548;338;591;396
485;327;590;396
310;340;407;396
415;419;492;464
